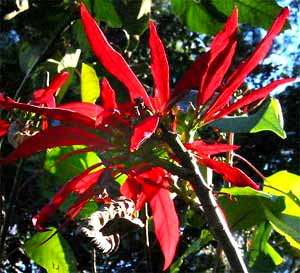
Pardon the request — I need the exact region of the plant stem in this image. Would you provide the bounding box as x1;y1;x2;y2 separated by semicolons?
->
160;127;248;273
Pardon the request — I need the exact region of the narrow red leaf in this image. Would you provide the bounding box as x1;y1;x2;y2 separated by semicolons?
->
212;78;295;120
204;8;290;121
130;115;159;152
172;52;210;100
33;72;70;107
197;8;238;105
0;97;97;127
1;126;109;165
58;102;104;119
100;78;118;110
185;140;239;155
200;156;259;190
149;21;170;113
0;119;9;137
32;165;104;231
150;187;179;270
80;3;153;110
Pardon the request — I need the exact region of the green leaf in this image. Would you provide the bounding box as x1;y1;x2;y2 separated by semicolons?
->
250;98;286;139
210;99;286;138
18;42;43;73
249;222;283;267
44;145;101;183
170;229;213;273
81;63;100;103
218;187;285;230
171;0;223;35
23;227;77;273
211;0;289;31
94;0;122;28
263;171;300;249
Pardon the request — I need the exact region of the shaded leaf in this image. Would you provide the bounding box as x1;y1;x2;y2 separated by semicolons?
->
94;0;122;28
23;227;77;273
218;187;285;230
211;0;288;31
170;229;212;273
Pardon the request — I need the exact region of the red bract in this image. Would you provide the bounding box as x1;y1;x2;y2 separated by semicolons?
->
33;72;70;108
185;140;259;190
120;166;179;270
32;164;104;231
0;119;9;137
0;126;110;166
80;3;171;151
174;7;294;124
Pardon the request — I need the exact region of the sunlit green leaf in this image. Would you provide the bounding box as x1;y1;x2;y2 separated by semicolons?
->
251;99;286;139
44;145;101;183
210;99;286;138
218;187;285;230
23;227;77;273
137;0;151;19
81;63;100;103
57;49;81;73
264;171;300;249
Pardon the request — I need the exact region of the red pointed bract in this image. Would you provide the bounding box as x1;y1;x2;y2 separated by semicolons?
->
185;140;239;155
130;115;159;152
33;72;70;107
32;165;104;231
1;126;109;165
100;78;118;110
212;78;295;120
197;8;238;105
0;97;97;127
0;119;9;137
80;3;153;111
200;156;259;190
203;8;290;122
149;21;170;113
150;187;179;270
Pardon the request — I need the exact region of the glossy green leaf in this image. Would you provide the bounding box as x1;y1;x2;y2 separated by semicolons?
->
211;0;289;31
170;229;213;273
81;63;100;103
171;0;223;35
23;227;77;273
250;98;286;139
44;145;101;183
94;0;122;28
18;42;43;73
264;171;300;249
218;187;285;230
210;99;286;138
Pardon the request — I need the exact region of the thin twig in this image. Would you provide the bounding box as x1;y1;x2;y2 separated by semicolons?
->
233;153;265;180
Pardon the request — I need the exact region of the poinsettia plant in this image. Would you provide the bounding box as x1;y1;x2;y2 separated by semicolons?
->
0;1;299;273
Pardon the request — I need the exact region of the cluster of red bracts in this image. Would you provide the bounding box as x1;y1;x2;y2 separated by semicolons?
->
0;2;295;270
